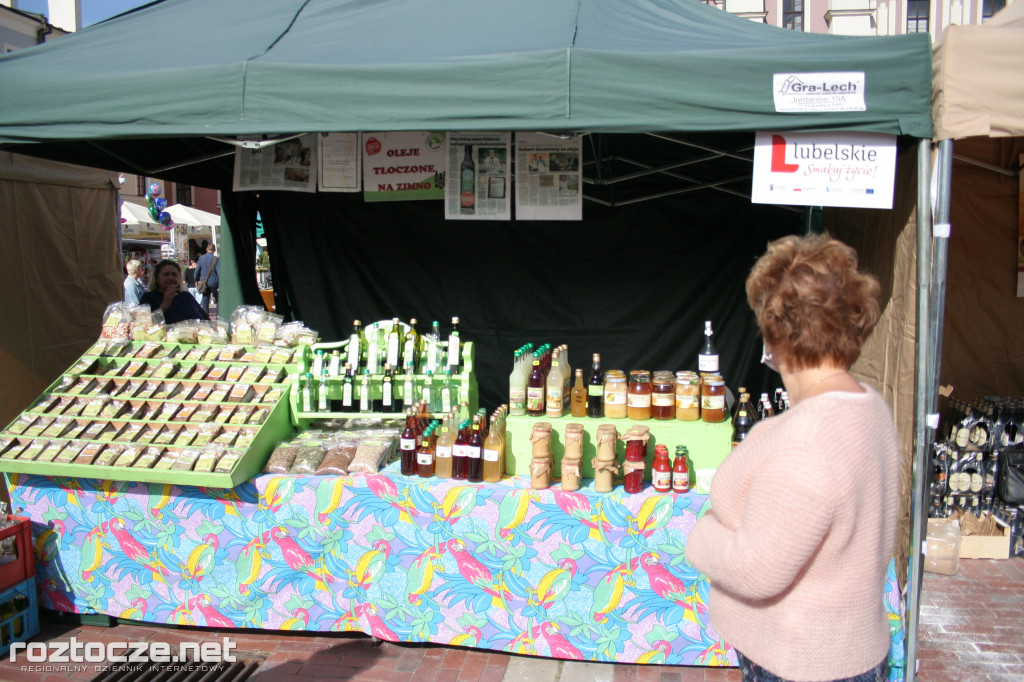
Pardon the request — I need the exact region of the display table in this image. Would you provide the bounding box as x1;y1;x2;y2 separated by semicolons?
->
6;467;904;675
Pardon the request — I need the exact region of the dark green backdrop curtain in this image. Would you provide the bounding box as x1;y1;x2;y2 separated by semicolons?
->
253;188;800;409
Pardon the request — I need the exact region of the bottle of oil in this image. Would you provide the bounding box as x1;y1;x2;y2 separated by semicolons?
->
570;369;587;418
386;317;402;368
346;319;364;370
403;318;421;372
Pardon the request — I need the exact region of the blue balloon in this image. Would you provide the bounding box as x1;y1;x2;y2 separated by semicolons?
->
159;211;173;226
149;182;162;197
155;197;168;210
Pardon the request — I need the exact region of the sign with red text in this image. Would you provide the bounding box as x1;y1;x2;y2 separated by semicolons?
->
362;131;446;202
751;131;896;209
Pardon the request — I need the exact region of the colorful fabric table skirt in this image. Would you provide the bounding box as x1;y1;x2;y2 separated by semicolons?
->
6;468;904;675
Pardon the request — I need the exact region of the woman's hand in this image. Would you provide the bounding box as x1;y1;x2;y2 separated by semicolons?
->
160;285;177;311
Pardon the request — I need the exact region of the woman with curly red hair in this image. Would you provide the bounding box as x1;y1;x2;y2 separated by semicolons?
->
687;233;900;682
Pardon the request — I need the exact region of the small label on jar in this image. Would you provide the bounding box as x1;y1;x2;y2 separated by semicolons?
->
701;395;725;410
627;394;652;408
676;395;698;408
605;391;626;405
672;471;690;492
417;452;432;465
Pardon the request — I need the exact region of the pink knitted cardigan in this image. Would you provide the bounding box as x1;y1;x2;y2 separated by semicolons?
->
686;385;899;681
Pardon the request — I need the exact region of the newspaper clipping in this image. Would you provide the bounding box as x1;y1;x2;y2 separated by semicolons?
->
232;134;318;193
445;132;511;221
318;132;361;193
514;132;582;221
363;131;446;202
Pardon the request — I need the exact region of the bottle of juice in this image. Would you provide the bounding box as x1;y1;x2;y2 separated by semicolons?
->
452;420;470;480
587;353;603;418
570;369;587;417
434;418;454;479
546;350;565;418
400;410;417;476
467;416;484;482
672;446;690;493
509;349;528;416
527;355;545;416
417;425;435;478
652;445;672;493
483;415;502;482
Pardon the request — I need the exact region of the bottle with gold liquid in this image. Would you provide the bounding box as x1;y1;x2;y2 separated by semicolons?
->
434;417;454;479
483;415;503;482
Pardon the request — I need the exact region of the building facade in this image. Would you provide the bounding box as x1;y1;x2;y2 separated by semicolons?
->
722;0;1012;37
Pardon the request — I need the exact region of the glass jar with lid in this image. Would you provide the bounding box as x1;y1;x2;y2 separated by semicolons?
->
627;370;652;420
675;372;700;421
603;374;628;419
651;371;675;420
701;378;727;423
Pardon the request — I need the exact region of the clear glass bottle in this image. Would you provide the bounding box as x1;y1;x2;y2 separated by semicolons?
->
366;322;381;374
434;418;454;479
426;320;442;373
317;369;329;413
300;372;315;413
312;348;325;377
509;349;528;416
698;320;719;374
421;369;434;412
358;369;372;413
441;369;454;414
482;415;502;482
546;350;565;418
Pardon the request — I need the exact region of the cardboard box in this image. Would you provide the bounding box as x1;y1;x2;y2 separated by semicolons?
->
960;518;1011;560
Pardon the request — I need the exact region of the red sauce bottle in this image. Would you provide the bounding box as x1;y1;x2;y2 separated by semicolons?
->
672;445;690;493
652;444;672;493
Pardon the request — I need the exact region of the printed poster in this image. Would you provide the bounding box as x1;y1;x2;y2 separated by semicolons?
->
514;132;582;221
751;131;896;209
362;131;446;202
318;132;361;193
445;132;511;221
232;134;318;193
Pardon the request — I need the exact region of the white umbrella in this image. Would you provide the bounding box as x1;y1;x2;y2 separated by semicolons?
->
164;204;221;229
120;201;160;229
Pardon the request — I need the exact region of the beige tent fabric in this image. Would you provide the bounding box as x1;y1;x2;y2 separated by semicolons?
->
932;1;1024;140
0;152;121;427
940;137;1024;398
826;145;920;590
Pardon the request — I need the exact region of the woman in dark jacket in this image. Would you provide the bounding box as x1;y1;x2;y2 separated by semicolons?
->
141;259;209;324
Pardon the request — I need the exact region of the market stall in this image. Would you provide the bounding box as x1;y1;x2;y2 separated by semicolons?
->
0;0;934;676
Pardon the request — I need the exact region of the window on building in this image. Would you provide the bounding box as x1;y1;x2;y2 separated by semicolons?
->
177;184;193;206
136;175;147;197
906;0;929;33
783;0;804;30
982;0;1005;21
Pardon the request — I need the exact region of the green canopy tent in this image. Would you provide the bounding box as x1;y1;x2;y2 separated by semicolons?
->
0;0;936;671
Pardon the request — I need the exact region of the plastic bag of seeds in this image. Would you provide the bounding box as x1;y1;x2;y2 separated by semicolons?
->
263;442;299;474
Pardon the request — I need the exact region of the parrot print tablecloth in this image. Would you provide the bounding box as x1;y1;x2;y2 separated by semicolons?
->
6;468;904;675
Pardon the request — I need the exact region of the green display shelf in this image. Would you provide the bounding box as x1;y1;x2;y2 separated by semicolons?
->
290;341;479;427
0;341;297;488
504;413;733;493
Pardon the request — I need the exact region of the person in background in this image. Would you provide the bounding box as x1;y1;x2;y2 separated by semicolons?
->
123;259;146;306
686;233;898;682
141;259;208;324
194;243;220;314
184;259;198;301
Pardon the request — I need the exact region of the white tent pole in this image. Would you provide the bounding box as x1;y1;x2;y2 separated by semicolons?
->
905;137;934;678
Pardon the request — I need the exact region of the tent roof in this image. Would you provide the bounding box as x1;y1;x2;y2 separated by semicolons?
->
932;1;1024;140
0;0;932;156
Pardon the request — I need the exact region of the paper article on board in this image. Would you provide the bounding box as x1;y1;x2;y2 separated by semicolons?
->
318;133;361;193
445;132;511;221
232;134;318;193
514;132;582;221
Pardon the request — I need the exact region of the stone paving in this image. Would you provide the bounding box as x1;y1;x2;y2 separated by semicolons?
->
0;558;1020;681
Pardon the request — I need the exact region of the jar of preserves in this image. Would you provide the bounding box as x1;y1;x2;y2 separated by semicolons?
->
604;375;628;419
675;372;700;421
627;370;652;420
651;371;675;420
701;378;727;423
